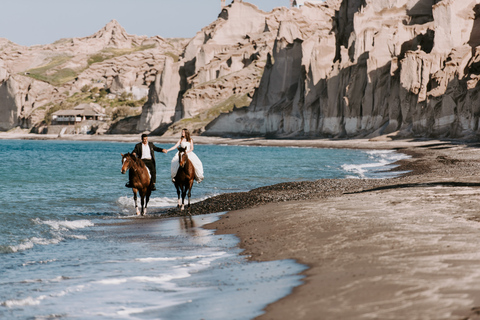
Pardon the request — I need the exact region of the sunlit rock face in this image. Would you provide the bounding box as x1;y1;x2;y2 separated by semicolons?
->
0;20;186;131
4;0;480;138
206;0;480;139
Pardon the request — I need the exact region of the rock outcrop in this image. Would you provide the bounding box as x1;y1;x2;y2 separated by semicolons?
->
0;20;186;131
138;0;278;134
4;0;480;139
206;0;480;139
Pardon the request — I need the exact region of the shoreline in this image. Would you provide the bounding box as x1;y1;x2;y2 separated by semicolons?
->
0;131;442;149
202;139;480;319
6;132;480;318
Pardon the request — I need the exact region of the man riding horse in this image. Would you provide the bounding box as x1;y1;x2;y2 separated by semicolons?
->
125;133;167;191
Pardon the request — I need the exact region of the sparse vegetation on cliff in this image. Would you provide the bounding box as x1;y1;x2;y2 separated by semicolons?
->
165;93;251;135
87;44;156;66
24;55;77;86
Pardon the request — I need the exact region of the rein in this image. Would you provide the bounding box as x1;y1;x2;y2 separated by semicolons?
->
125;154;145;173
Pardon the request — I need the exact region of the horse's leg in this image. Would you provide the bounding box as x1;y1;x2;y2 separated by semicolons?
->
145;189;151;216
133;189;140;215
181;185;186;211
176;184;181;208
140;191;145;216
187;180;194;208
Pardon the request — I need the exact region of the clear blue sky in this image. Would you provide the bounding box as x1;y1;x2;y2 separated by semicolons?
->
0;0;291;46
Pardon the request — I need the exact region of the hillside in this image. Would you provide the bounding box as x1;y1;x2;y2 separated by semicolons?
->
0;20;187;132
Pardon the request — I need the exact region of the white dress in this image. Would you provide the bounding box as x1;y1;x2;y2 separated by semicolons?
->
171;140;204;182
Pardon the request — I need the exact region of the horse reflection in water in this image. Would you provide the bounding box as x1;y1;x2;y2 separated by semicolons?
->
121;153;152;216
173;146;195;212
179;216;197;235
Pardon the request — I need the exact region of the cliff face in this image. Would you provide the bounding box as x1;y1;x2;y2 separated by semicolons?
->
206;0;480;139
3;0;480;139
138;0;280;134
0;20;186;131
140;0;344;136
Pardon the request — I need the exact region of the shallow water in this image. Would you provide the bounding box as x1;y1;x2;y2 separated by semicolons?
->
0;140;408;319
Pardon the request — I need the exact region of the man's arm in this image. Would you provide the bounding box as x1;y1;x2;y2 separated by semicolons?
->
132;143;140;157
151;143;167;153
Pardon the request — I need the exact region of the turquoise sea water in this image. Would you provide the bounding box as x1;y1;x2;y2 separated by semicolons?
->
0;140;408;319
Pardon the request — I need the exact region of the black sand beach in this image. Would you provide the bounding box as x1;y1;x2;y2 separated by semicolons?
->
4;132;480;319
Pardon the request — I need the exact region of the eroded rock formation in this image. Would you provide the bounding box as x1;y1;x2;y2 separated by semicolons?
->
0;20;186;131
206;0;480;139
3;0;480;139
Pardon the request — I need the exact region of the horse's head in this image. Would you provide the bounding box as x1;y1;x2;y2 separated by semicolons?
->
178;147;188;168
121;153;133;174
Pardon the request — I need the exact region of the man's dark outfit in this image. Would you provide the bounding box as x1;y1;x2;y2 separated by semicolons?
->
126;141;165;190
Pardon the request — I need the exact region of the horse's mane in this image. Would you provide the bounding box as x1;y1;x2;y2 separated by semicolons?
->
127;152;146;169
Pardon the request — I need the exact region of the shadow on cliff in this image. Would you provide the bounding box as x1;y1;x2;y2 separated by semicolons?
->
468;4;480;49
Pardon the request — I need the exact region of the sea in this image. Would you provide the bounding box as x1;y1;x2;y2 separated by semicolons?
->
0;139;409;319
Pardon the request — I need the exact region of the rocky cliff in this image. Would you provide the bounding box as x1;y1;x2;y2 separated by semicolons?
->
0;20;187;131
3;0;480;139
205;0;480;139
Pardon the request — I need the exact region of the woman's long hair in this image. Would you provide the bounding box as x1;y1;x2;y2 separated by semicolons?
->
182;128;191;142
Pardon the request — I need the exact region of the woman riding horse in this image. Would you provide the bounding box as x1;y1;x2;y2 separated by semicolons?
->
173;147;195;211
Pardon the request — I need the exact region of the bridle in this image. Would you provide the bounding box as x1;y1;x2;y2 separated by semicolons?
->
122;154;137;173
178;148;188;168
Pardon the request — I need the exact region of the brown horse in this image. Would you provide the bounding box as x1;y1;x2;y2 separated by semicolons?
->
173;147;195;211
121;153;152;216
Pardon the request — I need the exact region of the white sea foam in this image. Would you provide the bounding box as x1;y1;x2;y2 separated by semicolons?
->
8;237;61;253
342;161;389;178
21;276;68;284
342;150;410;178
22;259;56;267
1;295;47;307
40;219;94;230
135;252;226;263
118;195;212;210
1;284;86;308
96;268;191;285
70;235;87;240
148;196;181;208
9;219;93;253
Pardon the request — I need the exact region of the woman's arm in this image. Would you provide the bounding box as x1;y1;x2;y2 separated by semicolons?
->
166;139;181;152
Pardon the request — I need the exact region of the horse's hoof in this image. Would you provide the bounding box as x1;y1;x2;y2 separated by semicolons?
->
136;210;140;216
181;206;184;211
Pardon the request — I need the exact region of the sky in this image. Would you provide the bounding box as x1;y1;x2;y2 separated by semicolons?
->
0;0;291;46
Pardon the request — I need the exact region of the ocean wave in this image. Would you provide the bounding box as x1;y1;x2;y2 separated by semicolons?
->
21;259;57;267
342;150;410;178
1;295;47;307
117;194;213;210
135;251;227;263
3;219;94;253
366;149;410;163
20;276;70;284
1;285;85;308
38;219;94;230
6;237;62;253
95;268;191;285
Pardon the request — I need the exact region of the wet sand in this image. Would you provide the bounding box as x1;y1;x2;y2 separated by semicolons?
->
204;139;480;320
5;132;480;319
